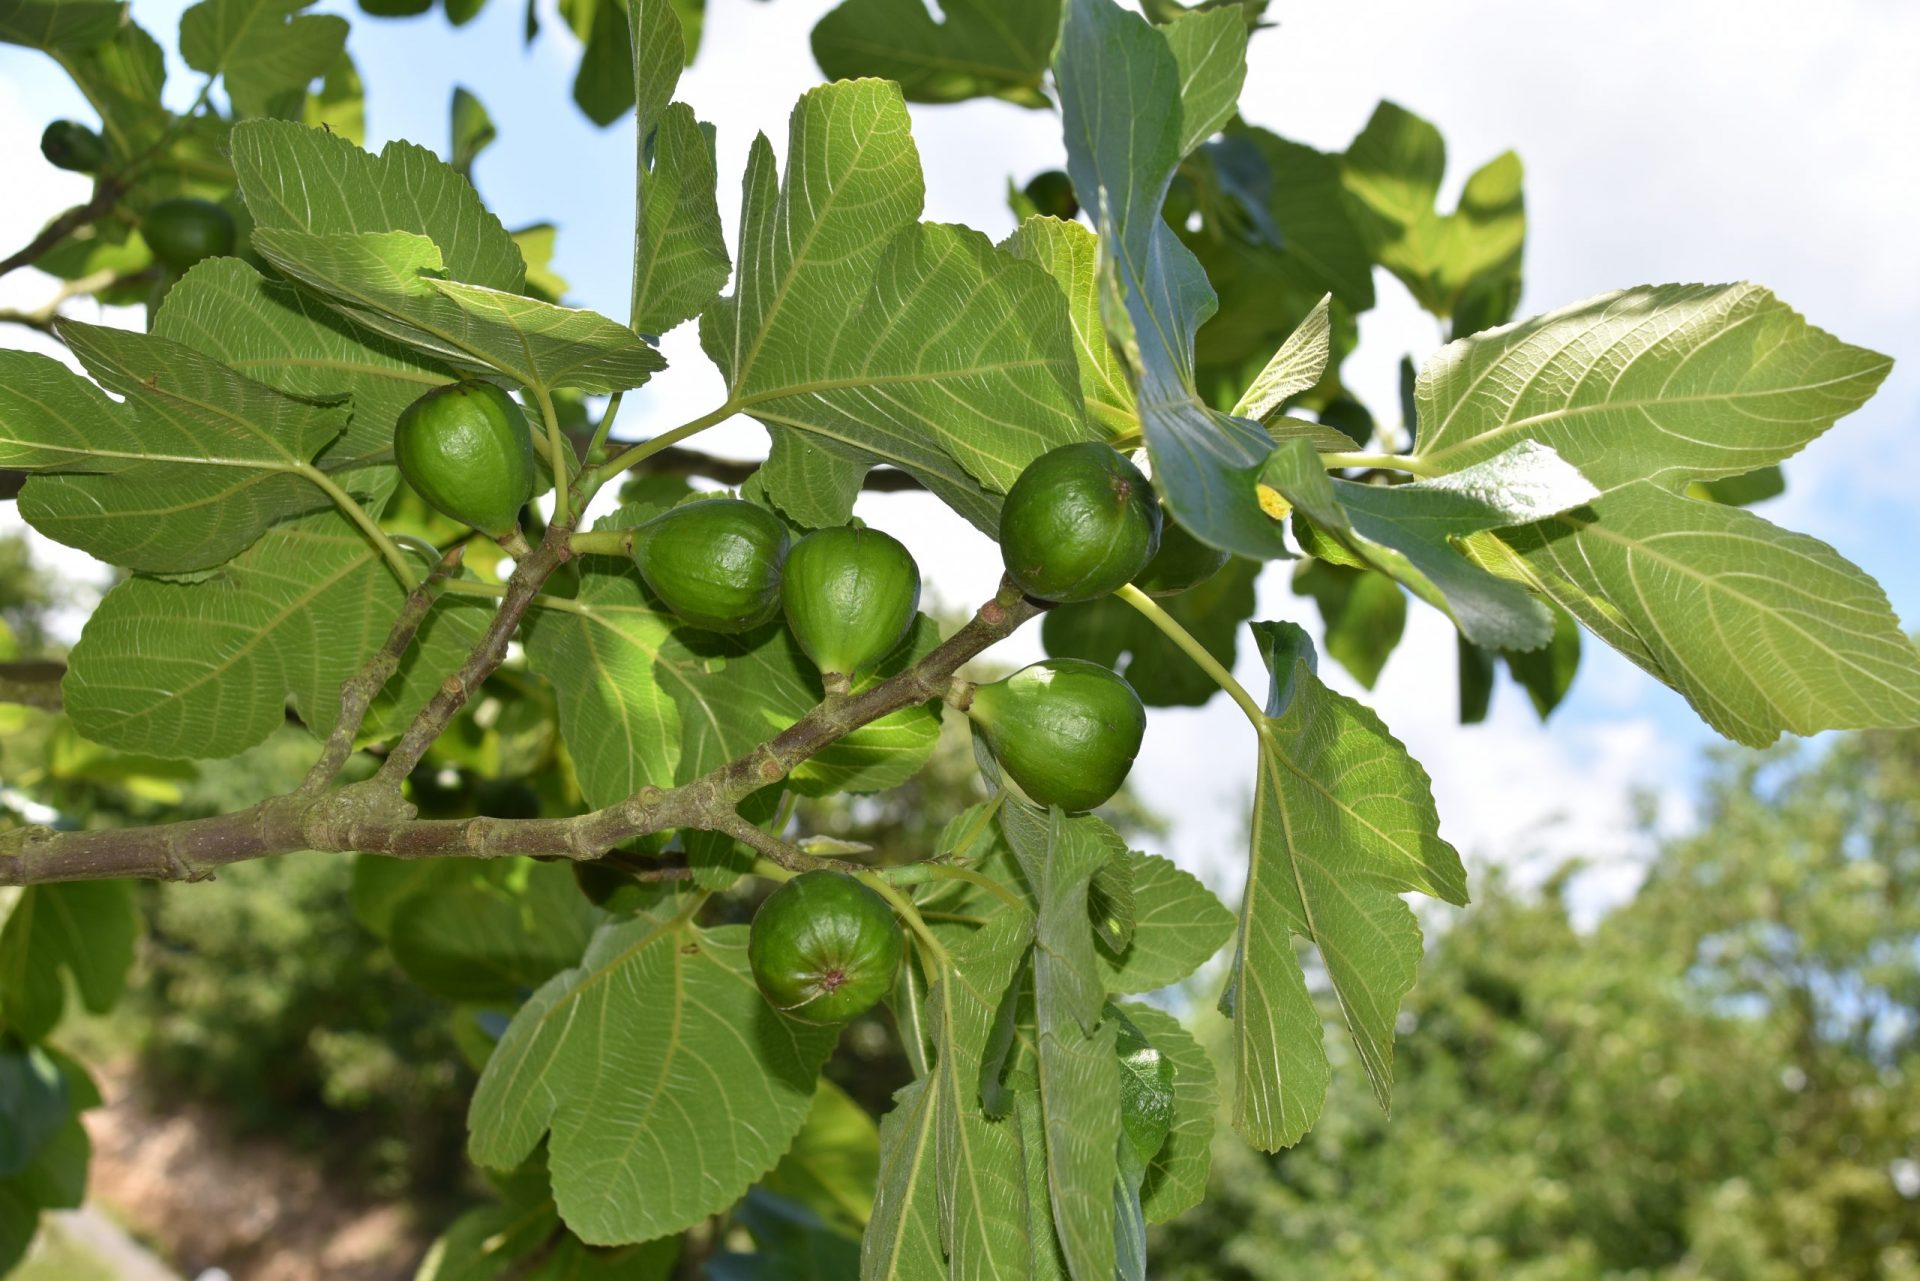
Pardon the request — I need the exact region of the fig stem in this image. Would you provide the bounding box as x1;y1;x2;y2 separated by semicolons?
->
943;678;976;713
883;862;1024;910
0;582;1043;885
857;871;952;974
533;385;573;525
566;529;634;557
298;544;464;794
298;462;418;589
1318;450;1439;477
585;390;624;463
1115;584;1266;727
584;401;739;492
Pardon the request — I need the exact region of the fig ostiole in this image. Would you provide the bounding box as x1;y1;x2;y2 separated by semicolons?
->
781;525;921;693
999;442;1162;603
630;498;789;634
141;197;236;272
1131;515;1230;597
393;380;536;539
748;871;903;1025
963;657;1147;812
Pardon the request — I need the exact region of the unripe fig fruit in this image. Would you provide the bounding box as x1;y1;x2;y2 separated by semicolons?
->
749;871;903;1024
965;658;1146;811
1000;443;1161;603
1023;169;1080;220
1131;516;1229;597
393;380;536;538
781;526;920;690
41;120;106;174
631;499;789;633
358;0;433;14
141;198;236;272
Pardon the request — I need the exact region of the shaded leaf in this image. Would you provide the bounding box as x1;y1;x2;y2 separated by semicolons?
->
389;860;600;1004
468;910;838;1244
812;0;1060;108
1042;555;1258;707
1227;622;1467;1150
0;880;138;1042
3;326;350;574
180;0;347;117
252;229;664;393
1266;437;1597;650
1291;558;1407;689
763;1079;878;1234
231;117;525;293
63;515;490;758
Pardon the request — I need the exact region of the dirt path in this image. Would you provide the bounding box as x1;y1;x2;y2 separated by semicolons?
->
81;1066;435;1281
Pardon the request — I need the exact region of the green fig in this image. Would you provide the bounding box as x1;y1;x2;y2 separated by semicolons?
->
965;658;1146;811
781;526;920;690
40;120;106;174
393;380;536;538
1000;443;1162;603
749;871;902;1024
1131;515;1230;597
1023;169;1080;220
357;0;433;14
141;198;236;272
631;499;789;633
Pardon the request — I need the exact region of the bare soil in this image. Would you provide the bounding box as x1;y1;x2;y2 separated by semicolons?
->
82;1066;434;1281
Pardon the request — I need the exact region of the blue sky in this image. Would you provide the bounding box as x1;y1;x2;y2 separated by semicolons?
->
3;0;1916;905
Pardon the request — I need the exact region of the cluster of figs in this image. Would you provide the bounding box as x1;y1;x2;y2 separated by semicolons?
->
392;370;1229;1023
44;117;239;275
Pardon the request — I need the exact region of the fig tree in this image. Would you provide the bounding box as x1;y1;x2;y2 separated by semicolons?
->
1000;443;1161;603
631;499;788;633
1131;515;1229;597
393;380;536;538
781;526;920;690
141;198;236;272
40;120;106;174
748;871;902;1024
964;657;1146;811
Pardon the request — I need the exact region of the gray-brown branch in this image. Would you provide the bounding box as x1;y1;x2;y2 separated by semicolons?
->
0;582;1043;886
0;179;126;281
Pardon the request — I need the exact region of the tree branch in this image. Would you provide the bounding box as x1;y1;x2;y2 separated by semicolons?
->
368;521;573;790
626;446;927;493
0;580;1045;887
0;179;125;281
0;661;65;711
298;545;463;795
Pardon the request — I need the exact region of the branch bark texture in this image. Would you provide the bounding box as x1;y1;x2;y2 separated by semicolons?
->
0;583;1043;887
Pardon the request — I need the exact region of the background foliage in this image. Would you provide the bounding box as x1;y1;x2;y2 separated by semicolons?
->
2;0;1917;1276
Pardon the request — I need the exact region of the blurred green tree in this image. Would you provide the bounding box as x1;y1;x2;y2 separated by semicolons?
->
1153;730;1920;1280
